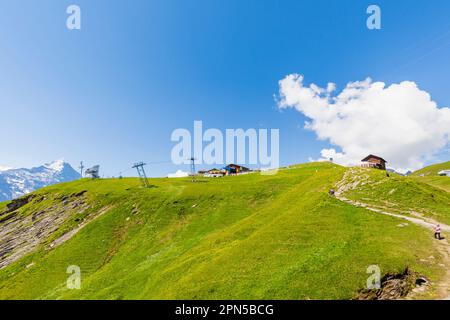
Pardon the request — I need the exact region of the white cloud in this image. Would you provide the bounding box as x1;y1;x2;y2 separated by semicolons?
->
167;170;190;178
0;165;13;172
308;149;346;163
278;74;450;172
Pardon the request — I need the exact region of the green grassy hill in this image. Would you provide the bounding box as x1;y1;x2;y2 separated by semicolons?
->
409;160;450;194
339;168;450;224
414;176;450;193
412;161;450;176
0;163;447;299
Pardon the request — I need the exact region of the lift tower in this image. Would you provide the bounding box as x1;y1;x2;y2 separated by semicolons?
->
189;157;197;182
133;162;150;188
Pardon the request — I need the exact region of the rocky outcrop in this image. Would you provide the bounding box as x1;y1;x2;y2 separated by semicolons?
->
355;268;425;300
5;194;37;213
0;191;90;269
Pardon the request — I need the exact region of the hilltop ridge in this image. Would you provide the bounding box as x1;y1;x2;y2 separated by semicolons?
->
412;161;450;176
0;162;448;299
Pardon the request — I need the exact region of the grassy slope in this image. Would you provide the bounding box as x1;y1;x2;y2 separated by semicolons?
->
409;160;450;197
414;177;450;193
412;161;450;176
0;163;444;299
342;168;450;225
411;161;450;192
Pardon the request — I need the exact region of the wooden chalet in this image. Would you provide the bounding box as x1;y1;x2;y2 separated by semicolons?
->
361;155;387;170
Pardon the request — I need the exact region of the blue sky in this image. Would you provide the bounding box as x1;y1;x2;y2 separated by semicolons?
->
1;0;449;176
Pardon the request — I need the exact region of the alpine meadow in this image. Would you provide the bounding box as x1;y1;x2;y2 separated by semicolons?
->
1;162;450;300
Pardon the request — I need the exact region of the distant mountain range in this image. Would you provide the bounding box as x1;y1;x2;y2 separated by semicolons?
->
0;160;80;202
387;168;413;176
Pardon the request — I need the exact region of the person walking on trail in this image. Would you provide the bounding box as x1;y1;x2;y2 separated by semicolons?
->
434;224;442;240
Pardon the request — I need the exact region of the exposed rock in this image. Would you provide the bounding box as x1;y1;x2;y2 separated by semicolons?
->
5;194;36;213
0;191;99;270
355;268;420;300
72;190;87;198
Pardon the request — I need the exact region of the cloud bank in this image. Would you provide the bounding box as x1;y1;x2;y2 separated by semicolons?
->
278;74;450;172
167;170;190;178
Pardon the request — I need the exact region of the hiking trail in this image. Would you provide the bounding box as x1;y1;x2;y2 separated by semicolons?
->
335;168;450;300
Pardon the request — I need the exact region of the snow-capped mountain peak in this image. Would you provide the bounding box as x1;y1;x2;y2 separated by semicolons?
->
44;159;66;172
0;160;80;202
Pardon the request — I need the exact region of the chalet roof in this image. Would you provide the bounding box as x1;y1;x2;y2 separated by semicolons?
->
225;164;250;170
361;154;387;163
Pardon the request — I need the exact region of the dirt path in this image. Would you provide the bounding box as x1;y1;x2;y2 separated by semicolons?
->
335;169;450;300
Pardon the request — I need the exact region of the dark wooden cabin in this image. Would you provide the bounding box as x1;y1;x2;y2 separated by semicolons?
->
361;155;387;170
